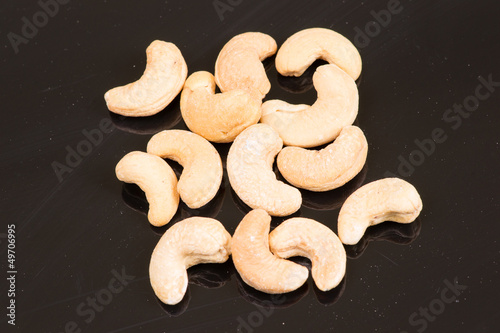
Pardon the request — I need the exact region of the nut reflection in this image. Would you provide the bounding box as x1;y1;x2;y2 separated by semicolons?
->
301;165;367;211
109;96;182;135
187;260;234;289
262;54;276;73
157;260;234;316
344;218;422;259
121;179;225;235
156;287;191;317
276;59;328;94
313;277;346;306
235;271;309;309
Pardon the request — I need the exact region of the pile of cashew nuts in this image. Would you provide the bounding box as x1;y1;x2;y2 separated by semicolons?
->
108;28;423;306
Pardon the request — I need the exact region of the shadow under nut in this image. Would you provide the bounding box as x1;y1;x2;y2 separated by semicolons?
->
115;151;179;227
147;130;223;209
277;125;368;191
149;217;231;305
276;27;362;80
260;64;359;148
232;209;309;294
104;40;188;117
269;218;346;291
338;178;423;245
227;124;302;216
215;32;277;101
180;71;262;143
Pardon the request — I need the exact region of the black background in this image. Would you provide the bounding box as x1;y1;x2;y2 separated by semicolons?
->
1;0;500;332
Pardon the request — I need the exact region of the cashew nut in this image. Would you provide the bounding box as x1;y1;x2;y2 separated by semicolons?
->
277;125;368;191
147;130;223;209
275;27;362;80
115;151;179;226
338;178;423;245
215;32;277;100
149;217;231;305
269;217;346;291
121;178;226;233
109;103;182;135
227;124;302;216
104;40;188;117
260;64;359;148
232;209;308;294
180;71;262;143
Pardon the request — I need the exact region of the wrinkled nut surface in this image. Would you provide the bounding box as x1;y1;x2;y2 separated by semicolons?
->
115;151;179;226
215;32;277;100
338;178;423;245
277;125;368;191
276;27;362;80
232;209;309;294
149;217;231;305
269;218;346;291
227;124;302;216
260;64;358;148
147;130;223;209
180;71;262;143
104;40;188;117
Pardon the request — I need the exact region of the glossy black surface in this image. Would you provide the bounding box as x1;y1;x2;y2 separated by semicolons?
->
2;1;500;332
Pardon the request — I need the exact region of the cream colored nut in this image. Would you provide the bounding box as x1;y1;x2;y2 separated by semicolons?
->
147;130;223;209
104;40;188;117
276;27;362;80
180;71;262;143
260;64;358;148
269;218;346;291
115;151;179;226
227;124;302;216
215;32;277;100
232;209;308;294
149;217;231;305
277;125;368;191
338;178;423;245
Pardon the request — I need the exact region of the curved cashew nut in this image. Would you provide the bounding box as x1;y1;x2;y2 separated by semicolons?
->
260;64;358;148
149;217;231;305
277;125;368;191
232;209;309;293
269;218;346;291
338;178;423;245
104;40;188;117
215;32;277;100
227;124;302;216
276;27;362;80
115;151;179;226
180;71;262;143
147;130;223;209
